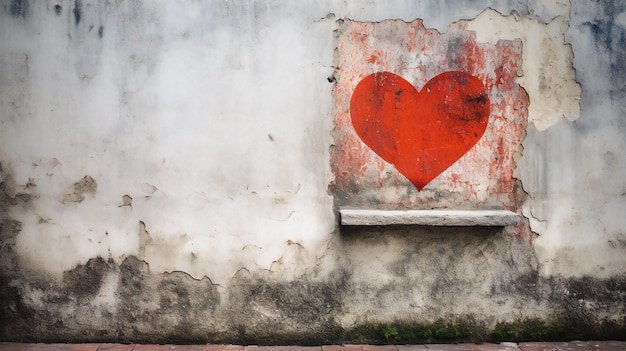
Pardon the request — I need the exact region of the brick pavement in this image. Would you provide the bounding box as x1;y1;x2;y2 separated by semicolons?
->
0;342;625;351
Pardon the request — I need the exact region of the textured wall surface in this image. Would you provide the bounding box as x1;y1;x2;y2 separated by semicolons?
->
1;0;625;344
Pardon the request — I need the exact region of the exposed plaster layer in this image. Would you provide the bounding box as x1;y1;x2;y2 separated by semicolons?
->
332;19;528;212
514;0;626;278
466;7;581;131
330;0;563;31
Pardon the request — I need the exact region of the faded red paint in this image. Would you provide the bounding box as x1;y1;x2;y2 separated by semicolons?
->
350;71;490;190
331;19;528;213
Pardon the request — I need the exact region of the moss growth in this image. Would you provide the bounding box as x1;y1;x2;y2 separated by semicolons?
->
342;317;626;345
434;324;473;340
489;319;574;342
490;322;516;341
344;319;481;344
380;324;398;341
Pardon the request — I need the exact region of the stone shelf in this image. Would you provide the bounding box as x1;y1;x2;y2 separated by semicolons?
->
339;208;520;226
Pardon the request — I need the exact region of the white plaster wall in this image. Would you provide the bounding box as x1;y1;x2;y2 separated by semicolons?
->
0;0;543;285
0;0;624;313
2;1;341;285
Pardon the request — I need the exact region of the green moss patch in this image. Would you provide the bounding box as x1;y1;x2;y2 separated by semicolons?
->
344;319;482;344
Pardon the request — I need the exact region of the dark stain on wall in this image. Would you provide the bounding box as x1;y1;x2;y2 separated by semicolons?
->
73;0;81;26
224;274;346;345
0;275;36;340
98;25;104;39
218;271;345;345
446;34;471;69
0;221;28;337
338;225;626;342
1;231;625;343
9;0;27;19
0;162;33;225
114;256;222;343
0;162;30;339
54;4;61;15
513;272;626;340
576;0;626;91
117;257;148;323
62;256;114;302
586;22;626;86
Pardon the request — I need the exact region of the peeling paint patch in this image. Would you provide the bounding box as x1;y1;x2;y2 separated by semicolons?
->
0;162;33;216
465;7;581;130
120;194;132;208
63;175;97;203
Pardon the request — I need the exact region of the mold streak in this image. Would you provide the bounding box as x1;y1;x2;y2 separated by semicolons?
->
9;0;28;19
73;0;81;25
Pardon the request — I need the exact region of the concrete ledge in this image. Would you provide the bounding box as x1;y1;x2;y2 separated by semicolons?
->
339;209;521;226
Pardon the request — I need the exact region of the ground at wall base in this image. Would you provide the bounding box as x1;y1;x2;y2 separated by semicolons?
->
1;342;626;351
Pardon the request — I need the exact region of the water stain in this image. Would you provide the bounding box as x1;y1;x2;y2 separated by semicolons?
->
73;0;82;25
9;0;28;19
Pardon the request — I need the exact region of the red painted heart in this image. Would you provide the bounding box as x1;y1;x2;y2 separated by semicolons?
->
350;71;490;191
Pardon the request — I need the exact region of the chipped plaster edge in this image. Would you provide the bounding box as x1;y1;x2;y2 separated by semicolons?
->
465;6;581;131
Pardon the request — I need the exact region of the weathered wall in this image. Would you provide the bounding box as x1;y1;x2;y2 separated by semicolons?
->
1;0;625;344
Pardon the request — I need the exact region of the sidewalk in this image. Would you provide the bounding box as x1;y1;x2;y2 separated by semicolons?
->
1;342;625;351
